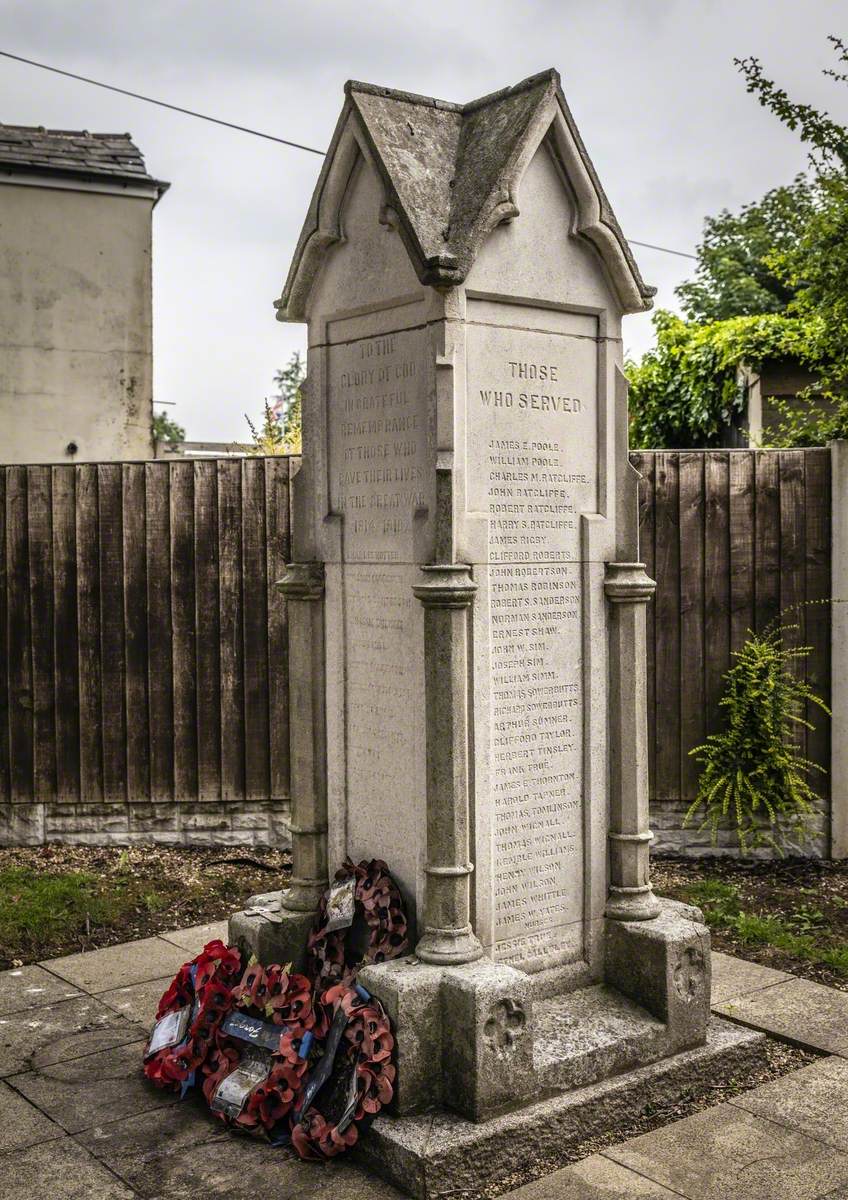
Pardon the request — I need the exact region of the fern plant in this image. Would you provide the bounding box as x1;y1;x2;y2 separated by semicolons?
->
685;622;830;853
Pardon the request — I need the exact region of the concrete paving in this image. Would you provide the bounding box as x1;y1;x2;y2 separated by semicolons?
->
1;931;847;1199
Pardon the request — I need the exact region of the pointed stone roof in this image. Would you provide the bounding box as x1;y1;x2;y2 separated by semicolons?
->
277;69;654;319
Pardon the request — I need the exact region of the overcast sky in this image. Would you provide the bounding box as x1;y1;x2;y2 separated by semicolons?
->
1;1;846;441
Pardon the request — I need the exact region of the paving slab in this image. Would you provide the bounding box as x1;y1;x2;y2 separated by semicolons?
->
606;1101;848;1199
710;951;793;1005
502;1152;683;1197
98;976;174;1027
0;994;145;1077
0;964;81;1015
44;936;187;994
0;1136;135;1199
731;1056;848;1150
0;1078;65;1155
159;921;229;954
9;1038;179;1134
714;975;848;1053
80;1102;405;1199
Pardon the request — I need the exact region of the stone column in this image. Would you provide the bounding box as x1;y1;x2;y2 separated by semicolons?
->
604;562;660;921
278;561;329;912
412;564;484;965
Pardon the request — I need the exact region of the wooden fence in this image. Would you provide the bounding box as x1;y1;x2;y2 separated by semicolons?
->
632;449;832;853
0;458;295;844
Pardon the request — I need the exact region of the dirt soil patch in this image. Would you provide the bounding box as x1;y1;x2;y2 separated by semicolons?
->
0;845;291;969
653;856;848;991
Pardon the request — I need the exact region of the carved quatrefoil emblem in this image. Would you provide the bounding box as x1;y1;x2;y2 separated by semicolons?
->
484;998;526;1052
673;946;706;1002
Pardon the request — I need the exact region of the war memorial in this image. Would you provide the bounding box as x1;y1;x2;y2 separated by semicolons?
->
229;68;763;1196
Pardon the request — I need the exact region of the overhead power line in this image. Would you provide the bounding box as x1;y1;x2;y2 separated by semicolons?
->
0;49;326;155
1;49;699;260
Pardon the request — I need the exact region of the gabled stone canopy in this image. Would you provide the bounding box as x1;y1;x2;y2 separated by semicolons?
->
277;69;654;320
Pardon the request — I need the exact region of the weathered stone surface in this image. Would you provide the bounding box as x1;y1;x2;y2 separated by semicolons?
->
604;901;710;1051
98;976;174;1026
0;1079;65;1154
607;1101;848;1199
534;985;667;1093
0;965;81;1016
43;937;187;995
358;957;445;1115
710;950;792;1006
159;920;229;953
0;1137;136;1199
10;1039;179;1134
732;1056;848;1151
504;1152;683;1198
440;958;534;1120
228;903;312;973
714;976;848;1053
0;994;143;1077
356;1019;766;1199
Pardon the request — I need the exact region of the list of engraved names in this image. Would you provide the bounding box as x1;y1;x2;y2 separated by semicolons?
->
468;326;597;972
329;328;431;563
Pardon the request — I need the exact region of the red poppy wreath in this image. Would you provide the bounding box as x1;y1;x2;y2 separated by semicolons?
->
202;960;325;1138
306;858;409;990
143;939;242;1093
290;982;395;1160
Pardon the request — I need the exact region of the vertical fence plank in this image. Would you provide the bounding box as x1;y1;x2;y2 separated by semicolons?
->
171;463;200;801
729;453;755;655
52;467;79;802
754;452;781;634
779;451;807;759
218;459;245;802
123;464;149;803
678;453;706;797
7;467;33;803
634;453;656;800
0;469;8;803
804;448;831;793
98;464;126;803
266;457;291;800
704;452;730;738
653;452;681;801
147;463;175;801
242;458;270;801
28;466;56;801
76;465;103;801
194;461;221;800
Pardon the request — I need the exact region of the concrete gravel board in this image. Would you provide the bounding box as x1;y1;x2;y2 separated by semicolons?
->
42;937;187;994
0;965;81;1016
714;976;848;1052
0;1079;65;1156
0;1137;135;1199
607;1102;848;1199
503;1152;683;1197
709;951;793;1005
9;1039;179;1134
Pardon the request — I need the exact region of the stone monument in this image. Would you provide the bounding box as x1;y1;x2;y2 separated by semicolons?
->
231;69;764;1195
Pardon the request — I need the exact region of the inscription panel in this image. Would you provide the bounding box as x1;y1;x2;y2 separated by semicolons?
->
466;318;598;973
328;327;433;563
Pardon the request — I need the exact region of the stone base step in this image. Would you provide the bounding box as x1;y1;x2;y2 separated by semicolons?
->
534;983;669;1093
355;1018;766;1200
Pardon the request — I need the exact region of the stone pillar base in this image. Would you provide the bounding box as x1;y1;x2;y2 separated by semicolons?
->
228;891;314;974
359;955;534;1122
603;897;711;1052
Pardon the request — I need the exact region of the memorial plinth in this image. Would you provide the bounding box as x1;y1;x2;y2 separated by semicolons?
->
229;69;750;1196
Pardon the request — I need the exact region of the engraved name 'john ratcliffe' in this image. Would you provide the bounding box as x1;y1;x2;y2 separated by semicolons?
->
479;362;582;413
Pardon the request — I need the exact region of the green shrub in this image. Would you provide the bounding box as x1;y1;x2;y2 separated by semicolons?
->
685;622;830;853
